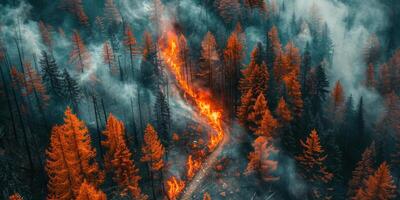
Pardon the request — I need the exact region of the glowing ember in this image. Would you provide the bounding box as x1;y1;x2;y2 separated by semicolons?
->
159;31;225;151
186;155;202;180
166;176;185;200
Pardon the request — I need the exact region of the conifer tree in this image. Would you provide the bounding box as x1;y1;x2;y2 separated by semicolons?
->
216;0;241;24
237;89;254;127
38;21;53;51
154;89;170;146
124;25;140;79
283;71;303;117
104;0;121;25
248;93;268;132
245;136;279;181
198;31;219;90
62;69;81;111
70;31;91;73
353;162;396;200
224;29;244;114
76;181;107;200
256;106;278;138
275;97;292;123
102;41;117;74
102;115;147;199
296;129;333;199
40;51;63;97
348;144;375;198
203;192;211;200
141;124;165;171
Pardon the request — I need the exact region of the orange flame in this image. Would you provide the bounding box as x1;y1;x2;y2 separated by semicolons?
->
160;31;224;151
166;176;185;200
186;155;202;180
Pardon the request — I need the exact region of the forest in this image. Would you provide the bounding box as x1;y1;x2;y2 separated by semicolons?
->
1;0;400;199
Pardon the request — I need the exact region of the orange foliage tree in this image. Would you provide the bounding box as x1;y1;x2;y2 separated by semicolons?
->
330;80;345;122
347;144;375;198
46;107;104;199
224;29;244;114
247;93;268;132
165;176;185;200
283;71;303;117
102;41;118;74
296;129;333;199
198;31;219;89
244;0;267;12
284;41;301;77
245;136;279;181
61;0;89;26
23;62;49;105
237;89;254;127
38;21;53;50
102;114;147;199
141;124;165;171
353;162;396;200
275;97;293;124
216;0;241;24
124;25;140;77
104;0;121;25
76;181;107;200
70;31;91;73
256;106;278;138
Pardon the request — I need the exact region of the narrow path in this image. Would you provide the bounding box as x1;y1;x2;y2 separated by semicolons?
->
180;127;230;200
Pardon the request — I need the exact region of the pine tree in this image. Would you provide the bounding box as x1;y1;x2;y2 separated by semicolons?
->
60;0;89;26
38;21;52;51
141;124;165;199
104;0;121;25
284;41;301;77
256;106;278;138
283;71;303;117
154;89;170;146
101;114;147;199
216;0;241;24
124;25;140;79
378;63;391;95
248;93;268;132
46;108;104;199
309;65;329;116
141;124;165;171
76;181;107;200
353;162;396;200
296;129;333;199
198;31;219;90
40;51;63;97
237;89;254;127
23;62;50;105
62;69;81;110
330;80;345;122
244;136;279;181
239;49;269;98
70;31;91;73
224;30;244;115
275;97;292;123
102;41;117;74
348;144;375;198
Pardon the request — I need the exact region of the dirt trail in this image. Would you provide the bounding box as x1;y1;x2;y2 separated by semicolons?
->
180;127;230;200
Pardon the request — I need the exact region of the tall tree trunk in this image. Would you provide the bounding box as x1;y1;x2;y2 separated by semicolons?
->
92;96;103;160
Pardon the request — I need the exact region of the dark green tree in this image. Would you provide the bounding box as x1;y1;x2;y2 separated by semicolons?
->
39;51;63;97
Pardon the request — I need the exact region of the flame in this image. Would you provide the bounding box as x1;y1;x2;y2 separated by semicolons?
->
186;155;202;180
160;31;224;151
166;176;185;200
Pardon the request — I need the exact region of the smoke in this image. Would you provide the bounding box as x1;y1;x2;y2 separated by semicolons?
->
283;0;387;108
